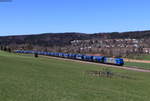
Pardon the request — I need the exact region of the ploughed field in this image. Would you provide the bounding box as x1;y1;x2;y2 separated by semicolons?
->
0;51;150;101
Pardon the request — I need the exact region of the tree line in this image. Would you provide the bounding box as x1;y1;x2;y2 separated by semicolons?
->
0;46;12;53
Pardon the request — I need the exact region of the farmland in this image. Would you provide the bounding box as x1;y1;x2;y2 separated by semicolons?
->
126;54;150;61
0;51;150;101
125;62;150;70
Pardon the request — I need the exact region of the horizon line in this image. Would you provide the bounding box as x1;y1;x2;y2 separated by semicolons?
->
0;30;150;37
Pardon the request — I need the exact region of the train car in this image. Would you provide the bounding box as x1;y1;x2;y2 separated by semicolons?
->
44;52;50;56
68;54;76;59
15;50;21;53
63;53;69;58
58;53;64;57
28;51;34;54
75;54;84;60
38;51;45;55
46;52;51;56
50;52;55;56
72;54;77;59
52;52;56;56
43;52;48;55
16;50;34;54
18;50;27;54
68;54;73;59
21;50;26;53
83;55;93;61
46;52;50;55
49;52;53;56
92;56;105;63
104;57;124;66
68;54;72;58
55;53;59;56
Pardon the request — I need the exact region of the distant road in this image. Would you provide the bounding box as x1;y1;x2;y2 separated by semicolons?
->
41;55;150;73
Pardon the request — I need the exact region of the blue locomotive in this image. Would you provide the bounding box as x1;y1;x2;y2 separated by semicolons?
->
15;50;124;66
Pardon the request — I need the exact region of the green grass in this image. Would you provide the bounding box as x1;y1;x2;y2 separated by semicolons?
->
0;51;150;101
125;62;150;69
126;54;150;60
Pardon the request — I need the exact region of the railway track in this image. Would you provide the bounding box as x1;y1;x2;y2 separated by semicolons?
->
40;55;150;73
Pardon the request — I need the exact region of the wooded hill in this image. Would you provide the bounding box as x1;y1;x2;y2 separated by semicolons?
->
0;30;150;47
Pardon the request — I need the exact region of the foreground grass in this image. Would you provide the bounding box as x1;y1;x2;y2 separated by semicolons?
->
125;62;150;69
0;51;150;101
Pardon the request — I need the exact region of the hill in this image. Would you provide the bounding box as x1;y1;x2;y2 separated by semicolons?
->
0;30;150;57
0;30;150;47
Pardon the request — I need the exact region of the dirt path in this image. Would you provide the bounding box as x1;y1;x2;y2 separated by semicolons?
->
124;58;150;63
41;55;150;73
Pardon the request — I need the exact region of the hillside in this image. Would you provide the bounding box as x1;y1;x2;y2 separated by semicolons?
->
0;33;91;47
0;30;150;47
0;30;150;57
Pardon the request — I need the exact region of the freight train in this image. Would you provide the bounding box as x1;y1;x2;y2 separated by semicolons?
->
15;50;124;66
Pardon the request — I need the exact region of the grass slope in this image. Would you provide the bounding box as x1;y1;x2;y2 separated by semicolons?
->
0;51;150;101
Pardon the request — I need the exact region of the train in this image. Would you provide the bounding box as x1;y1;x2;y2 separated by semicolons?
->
15;50;124;66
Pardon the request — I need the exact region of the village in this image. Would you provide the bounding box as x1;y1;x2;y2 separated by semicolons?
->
68;38;150;57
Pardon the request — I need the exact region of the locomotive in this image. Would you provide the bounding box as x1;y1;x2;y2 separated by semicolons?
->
15;50;124;66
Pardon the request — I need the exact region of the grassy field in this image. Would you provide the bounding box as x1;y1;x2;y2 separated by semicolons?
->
126;54;150;60
125;62;150;69
0;51;150;101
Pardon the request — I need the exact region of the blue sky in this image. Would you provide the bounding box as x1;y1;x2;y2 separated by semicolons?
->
0;0;150;36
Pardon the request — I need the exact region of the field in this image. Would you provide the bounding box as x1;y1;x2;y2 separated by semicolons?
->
0;51;150;101
126;54;150;60
125;62;150;69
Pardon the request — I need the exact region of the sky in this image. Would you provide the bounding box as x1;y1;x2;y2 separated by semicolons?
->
0;0;150;36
